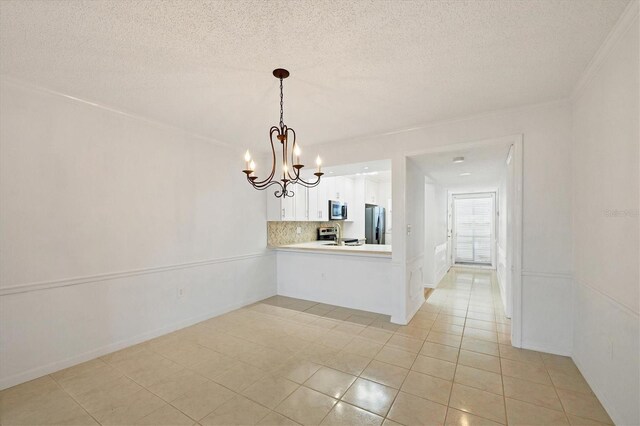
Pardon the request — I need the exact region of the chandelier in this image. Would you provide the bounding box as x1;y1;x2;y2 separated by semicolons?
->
242;68;323;198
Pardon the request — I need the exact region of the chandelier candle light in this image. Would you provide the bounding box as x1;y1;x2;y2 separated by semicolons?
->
242;68;323;198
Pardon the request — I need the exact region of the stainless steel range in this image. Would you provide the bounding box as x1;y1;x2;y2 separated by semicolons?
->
317;226;364;246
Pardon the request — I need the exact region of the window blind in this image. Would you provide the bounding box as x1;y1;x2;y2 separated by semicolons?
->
454;196;493;264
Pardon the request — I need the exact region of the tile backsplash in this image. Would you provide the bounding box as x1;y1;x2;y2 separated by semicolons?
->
268;221;339;246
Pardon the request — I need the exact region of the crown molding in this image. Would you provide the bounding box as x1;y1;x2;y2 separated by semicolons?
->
300;98;570;153
572;0;639;100
0;75;237;151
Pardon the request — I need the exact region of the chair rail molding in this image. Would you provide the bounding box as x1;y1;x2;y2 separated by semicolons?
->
0;252;273;296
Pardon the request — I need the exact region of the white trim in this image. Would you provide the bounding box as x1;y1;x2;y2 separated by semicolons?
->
0;287;275;390
496;245;509;317
272;248;397;263
0;252;273;296
571;356;621;426
575;278;639;319
520;341;572;358
317;100;568;151
404;254;426;324
572;279;639;426
572;0;639;100
452;264;495;271
424;244;449;288
0;75;235;150
407;254;425;265
510;135;524;347
521;270;572;280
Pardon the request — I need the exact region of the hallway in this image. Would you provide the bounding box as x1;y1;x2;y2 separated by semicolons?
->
1;269;612;425
424;268;611;425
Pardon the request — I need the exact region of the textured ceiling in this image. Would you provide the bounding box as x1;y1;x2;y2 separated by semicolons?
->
0;0;629;150
411;142;512;189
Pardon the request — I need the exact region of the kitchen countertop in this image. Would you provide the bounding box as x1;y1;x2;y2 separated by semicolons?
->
271;241;392;257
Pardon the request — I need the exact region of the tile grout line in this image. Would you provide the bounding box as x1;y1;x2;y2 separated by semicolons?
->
47;373;103;426
443;268;472;424
7;271;609;426
378;303;434;425
493;271;510;426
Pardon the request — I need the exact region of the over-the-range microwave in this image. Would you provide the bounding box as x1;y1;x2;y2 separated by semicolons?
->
329;200;348;220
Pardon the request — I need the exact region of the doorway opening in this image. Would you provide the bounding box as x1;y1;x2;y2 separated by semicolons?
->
405;134;523;347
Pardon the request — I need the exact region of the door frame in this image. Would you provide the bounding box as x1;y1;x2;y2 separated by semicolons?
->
450;192;497;268
405;134;523;348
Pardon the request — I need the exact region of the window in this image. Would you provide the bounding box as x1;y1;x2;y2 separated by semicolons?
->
453;194;495;265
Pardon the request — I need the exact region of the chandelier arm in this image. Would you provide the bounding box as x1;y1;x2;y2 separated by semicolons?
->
248;177;284;192
277;179;294;198
281;125;289;181
289;127;297;167
275;188;294;198
286;127;299;181
292;179;321;189
250;126;279;186
292;173;322;188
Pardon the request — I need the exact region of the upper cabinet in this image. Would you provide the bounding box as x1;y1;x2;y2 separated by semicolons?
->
325;176;354;202
308;178;328;221
267;187;306;221
267;175;371;222
364;178;379;205
294;186;308;221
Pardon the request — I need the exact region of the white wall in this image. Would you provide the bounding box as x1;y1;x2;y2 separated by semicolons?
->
497;155;512;317
0;78;276;389
311;99;573;353
423;181;449;288
570;5;639;425
405;158;426;321
276;251;394;315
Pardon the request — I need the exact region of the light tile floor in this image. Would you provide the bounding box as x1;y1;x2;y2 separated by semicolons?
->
1;268;613;425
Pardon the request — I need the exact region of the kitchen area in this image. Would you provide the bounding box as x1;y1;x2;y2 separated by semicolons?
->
267;160;392;252
267;160;397;316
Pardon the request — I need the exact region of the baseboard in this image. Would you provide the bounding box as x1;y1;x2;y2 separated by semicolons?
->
0;288;276;390
520;340;572;357
571;355;622;426
434;264;449;285
424;264;450;289
403;293;424;325
571;280;639;426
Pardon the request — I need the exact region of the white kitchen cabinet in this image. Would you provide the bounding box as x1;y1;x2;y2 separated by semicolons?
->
334;177;345;200
364;179;379;204
324;177;335;201
324;176;348;201
267;187;305;221
294;186;308;221
308;179;328;221
343;177;354;207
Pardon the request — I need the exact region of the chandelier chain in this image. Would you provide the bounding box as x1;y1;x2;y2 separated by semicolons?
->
279;78;284;129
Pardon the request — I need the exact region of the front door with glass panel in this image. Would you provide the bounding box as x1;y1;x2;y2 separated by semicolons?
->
452;193;495;266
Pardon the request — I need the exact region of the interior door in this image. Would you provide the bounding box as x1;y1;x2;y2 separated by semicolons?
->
452;193;495;265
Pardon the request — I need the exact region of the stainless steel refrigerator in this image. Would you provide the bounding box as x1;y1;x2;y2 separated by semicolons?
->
365;205;386;244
